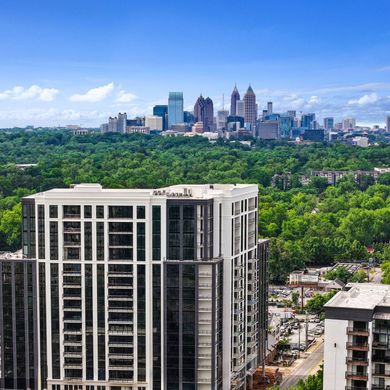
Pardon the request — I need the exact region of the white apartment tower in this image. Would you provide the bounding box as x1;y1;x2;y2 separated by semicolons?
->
21;183;268;390
324;283;390;390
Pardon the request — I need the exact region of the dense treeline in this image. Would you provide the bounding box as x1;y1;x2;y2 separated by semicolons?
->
0;130;389;281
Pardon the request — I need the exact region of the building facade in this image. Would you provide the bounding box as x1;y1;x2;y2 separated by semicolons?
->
153;105;168;131
243;86;257;134
168;92;184;129
323;117;334;130
194;95;214;132
145;116;163;131
230;85;240;116
0;257;38;390
21;183;267;390
324;284;390;390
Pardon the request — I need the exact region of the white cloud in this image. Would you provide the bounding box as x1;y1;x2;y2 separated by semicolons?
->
307;95;320;105
0;85;59;101
70;82;114;102
348;92;379;106
116;90;137;103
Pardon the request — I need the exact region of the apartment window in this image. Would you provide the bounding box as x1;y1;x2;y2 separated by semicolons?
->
84;205;92;218
50;205;58;218
97;222;104;260
109;248;132;260
63;205;81;218
51;264;60;378
38;205;45;259
97;264;106;380
85;264;94;379
137;223;145;261
152;206;161;261
138;264;146;381
22;202;36;258
50;221;58;260
109;206;132;219
96;205;104;219
137;206;145;219
84;222;92;260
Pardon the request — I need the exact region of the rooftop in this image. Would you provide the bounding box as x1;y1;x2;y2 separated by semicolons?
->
24;183;258;201
325;283;390;310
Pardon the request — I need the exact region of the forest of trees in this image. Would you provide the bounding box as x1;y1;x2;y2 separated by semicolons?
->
1;129;389;282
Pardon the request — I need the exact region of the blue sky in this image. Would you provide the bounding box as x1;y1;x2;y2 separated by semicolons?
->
1;0;390;127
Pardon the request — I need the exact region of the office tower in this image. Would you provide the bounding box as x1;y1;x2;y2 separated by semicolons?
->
236;100;245;118
108;116;118;132
301;113;316;129
0;256;38;390
279;116;292;138
184;111;195;124
323;117;334;130
262;110;267;120
343;118;356;131
386;116;390;131
244;85;257;133
21;183;267;390
127;117;144;127
194;95;214;132
258;121;279;139
153;105;168;130
267;102;273;115
145;115;163;131
287;110;296;118
217;110;229;131
230;84;240;116
324;283;390;390
302;129;325;142
168;92;184;128
118;113;127;133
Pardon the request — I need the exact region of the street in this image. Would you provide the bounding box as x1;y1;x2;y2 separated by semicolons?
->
279;340;324;389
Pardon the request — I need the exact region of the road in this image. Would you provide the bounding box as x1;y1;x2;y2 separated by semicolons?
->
280;341;324;389
370;267;382;284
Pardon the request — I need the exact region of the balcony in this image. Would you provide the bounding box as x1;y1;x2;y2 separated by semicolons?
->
346;342;369;351
373;355;390;363
347;327;369;337
372;370;390;377
346;357;368;366
372;340;388;349
345;371;368;381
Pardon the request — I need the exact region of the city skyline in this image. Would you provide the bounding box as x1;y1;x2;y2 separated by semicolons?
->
1;0;390;127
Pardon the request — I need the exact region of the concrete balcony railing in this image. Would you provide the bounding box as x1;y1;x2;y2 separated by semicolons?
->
347;327;369;337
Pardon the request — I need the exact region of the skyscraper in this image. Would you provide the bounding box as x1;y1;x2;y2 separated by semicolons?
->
343;117;356;131
267;101;273;115
244;85;257;133
301;113;316;129
236;100;245;118
153;105;168;130
19;182;268;390
217;110;229;131
194;95;214;131
118;112;127;133
323;117;334;130
386;116;390;131
230;84;240;116
168;92;184;129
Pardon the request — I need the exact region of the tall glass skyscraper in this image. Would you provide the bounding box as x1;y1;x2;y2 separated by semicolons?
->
168;92;184;129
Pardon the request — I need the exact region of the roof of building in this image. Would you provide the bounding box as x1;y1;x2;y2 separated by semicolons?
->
24;183;258;201
0;249;23;260
325;283;390;310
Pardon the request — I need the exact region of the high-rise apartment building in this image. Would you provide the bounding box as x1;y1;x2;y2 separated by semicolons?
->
19;183;268;390
108;117;119;133
243;86;257;134
324;283;390;390
144;116;163;131
386;116;390;132
153;105;168;131
194;95;214;131
323;117;334;130
168;92;184;129
118;113;127;133
230;85;240;116
0;256;38;390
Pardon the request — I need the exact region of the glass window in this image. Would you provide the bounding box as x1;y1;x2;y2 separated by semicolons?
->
50;205;58;218
137;206;145;219
96;206;104;219
63;205;81;218
109;206;132;219
84;205;92;218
